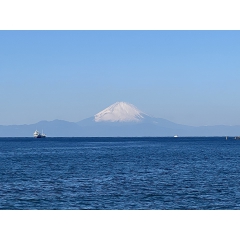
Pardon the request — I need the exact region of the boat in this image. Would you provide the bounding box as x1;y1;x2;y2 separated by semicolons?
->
235;136;240;140
33;130;46;138
174;135;178;138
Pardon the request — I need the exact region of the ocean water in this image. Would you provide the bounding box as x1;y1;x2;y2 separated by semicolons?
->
0;137;240;210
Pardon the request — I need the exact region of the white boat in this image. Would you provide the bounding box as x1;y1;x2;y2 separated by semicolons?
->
174;135;178;138
33;130;46;138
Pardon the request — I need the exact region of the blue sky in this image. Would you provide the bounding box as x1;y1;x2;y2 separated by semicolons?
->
1;31;240;126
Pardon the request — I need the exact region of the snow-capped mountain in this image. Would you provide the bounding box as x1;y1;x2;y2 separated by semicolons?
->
94;102;147;122
76;101;193;136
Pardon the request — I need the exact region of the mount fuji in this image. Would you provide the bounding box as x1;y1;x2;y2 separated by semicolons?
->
76;101;194;136
1;101;240;137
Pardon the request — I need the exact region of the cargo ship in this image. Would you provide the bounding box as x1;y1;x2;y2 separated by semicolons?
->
33;130;46;138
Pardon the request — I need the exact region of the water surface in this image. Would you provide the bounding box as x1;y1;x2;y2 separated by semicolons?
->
0;137;240;209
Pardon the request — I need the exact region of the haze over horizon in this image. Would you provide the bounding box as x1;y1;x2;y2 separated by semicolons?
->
1;31;240;127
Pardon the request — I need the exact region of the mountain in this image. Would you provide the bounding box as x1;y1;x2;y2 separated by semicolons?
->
76;102;192;136
1;102;240;137
0;120;81;137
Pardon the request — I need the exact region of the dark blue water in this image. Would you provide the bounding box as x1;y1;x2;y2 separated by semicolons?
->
1;137;240;209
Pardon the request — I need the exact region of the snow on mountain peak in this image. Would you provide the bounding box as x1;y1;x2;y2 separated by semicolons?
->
94;102;146;122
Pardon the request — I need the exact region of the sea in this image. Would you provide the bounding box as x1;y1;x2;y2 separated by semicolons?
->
1;137;240;210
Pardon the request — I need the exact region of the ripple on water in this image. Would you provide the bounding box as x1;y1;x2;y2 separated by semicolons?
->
0;137;240;209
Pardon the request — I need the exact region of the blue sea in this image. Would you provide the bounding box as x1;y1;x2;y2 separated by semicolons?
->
1;137;240;210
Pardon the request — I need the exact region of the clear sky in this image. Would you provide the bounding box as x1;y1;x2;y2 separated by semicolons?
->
1;30;240;126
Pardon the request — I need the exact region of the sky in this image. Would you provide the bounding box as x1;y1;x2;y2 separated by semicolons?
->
1;30;240;126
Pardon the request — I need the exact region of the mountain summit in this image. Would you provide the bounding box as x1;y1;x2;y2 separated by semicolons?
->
94;102;147;122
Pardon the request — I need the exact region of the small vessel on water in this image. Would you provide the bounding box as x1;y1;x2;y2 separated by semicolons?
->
174;135;178;138
33;130;46;138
